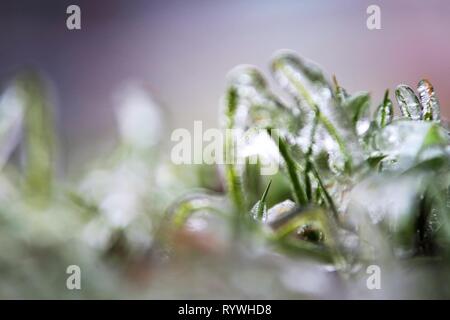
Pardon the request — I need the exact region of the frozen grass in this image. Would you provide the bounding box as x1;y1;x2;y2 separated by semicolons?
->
1;51;450;299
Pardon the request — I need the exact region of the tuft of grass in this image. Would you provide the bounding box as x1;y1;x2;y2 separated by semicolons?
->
169;51;450;297
1;51;450;298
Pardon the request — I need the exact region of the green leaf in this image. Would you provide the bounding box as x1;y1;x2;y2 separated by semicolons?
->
374;90;393;128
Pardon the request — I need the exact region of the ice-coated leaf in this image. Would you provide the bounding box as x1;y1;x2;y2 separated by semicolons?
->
224;68;292;215
271;51;363;172
271;51;331;97
250;200;266;221
374;90;393;128
347;174;425;257
227;65;296;132
417;79;441;121
344;91;371;125
415;123;449;164
250;179;272;221
226;66;295;180
395;85;421;120
266;199;296;225
374;120;449;172
332;75;349;106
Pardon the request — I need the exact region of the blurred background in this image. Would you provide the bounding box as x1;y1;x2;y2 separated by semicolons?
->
1;0;450;171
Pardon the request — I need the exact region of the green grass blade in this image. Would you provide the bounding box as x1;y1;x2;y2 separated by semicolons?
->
18;72;54;204
267;128;307;206
224;87;246;214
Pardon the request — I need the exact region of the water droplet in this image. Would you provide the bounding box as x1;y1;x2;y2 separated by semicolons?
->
250;200;267;221
395;85;421;120
417;79;441;121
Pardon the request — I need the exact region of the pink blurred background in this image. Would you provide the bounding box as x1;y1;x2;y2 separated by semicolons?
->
1;0;450;169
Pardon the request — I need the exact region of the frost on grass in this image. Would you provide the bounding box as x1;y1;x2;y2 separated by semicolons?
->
0;52;449;299
169;51;450;298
